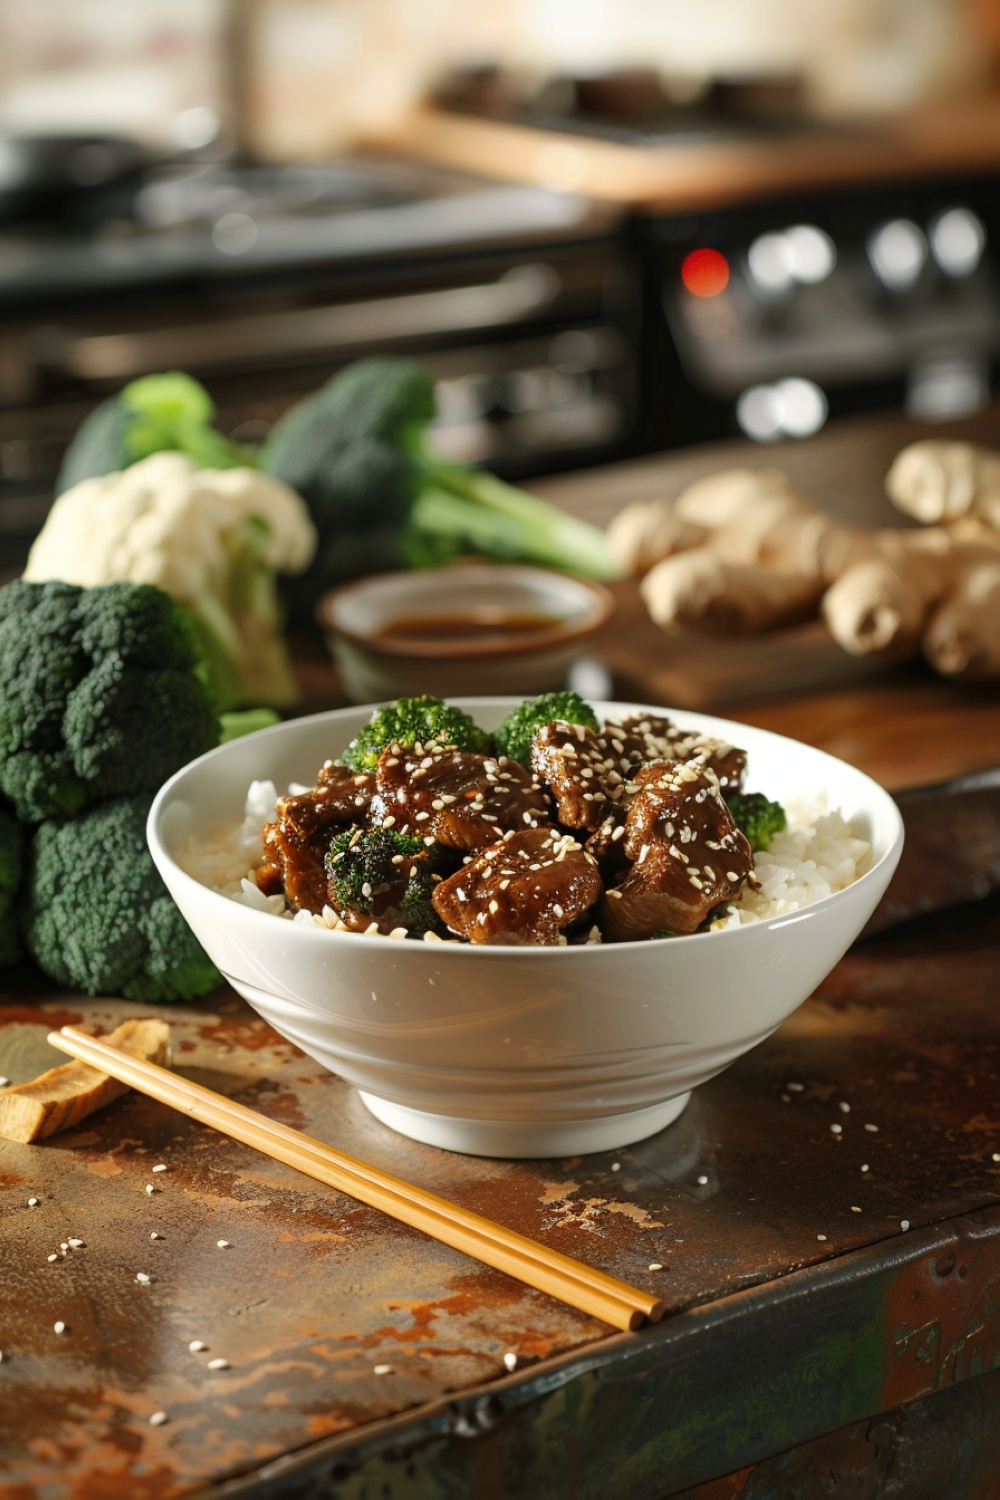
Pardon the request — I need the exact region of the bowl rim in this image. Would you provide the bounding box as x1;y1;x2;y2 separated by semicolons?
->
315;563;616;661
148;697;905;959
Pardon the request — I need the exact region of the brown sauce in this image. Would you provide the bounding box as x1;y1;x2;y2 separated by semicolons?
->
375;609;561;647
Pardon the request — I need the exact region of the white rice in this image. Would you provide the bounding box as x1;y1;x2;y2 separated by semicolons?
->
176;782;871;938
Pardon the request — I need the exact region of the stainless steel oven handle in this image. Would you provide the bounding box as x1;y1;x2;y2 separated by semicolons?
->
65;264;562;381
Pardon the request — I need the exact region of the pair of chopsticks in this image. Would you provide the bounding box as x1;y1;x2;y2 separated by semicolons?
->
49;1026;664;1333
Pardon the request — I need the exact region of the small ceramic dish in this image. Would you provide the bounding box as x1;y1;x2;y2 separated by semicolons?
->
316;563;615;702
149;698;904;1160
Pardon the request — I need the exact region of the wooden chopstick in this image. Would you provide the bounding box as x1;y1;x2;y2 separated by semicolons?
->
49;1025;664;1332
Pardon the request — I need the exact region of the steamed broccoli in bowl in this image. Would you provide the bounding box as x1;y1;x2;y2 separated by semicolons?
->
325;825;442;937
494;691;600;766
340;694;491;771
726;791;787;852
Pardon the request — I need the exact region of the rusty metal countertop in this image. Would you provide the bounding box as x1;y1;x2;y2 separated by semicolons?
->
5;421;1000;1498
2;886;1000;1499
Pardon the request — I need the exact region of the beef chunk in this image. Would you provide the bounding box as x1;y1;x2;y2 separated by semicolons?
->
259;764;375;912
530;721;631;832
432;827;603;946
598;758;754;940
371;745;550;853
603;715;747;795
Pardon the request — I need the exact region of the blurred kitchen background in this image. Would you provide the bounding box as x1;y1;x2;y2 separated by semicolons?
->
2;0;1000;578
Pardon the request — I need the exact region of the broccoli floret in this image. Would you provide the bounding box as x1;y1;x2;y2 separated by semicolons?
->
0;804;23;969
341;695;490;772
325;825;440;936
261;356;619;620
0;579;220;824
55;372;247;495
21;795;221;1001
494;691;600;766
726;791;787;852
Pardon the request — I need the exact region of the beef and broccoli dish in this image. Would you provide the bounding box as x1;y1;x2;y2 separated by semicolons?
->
253;693;784;946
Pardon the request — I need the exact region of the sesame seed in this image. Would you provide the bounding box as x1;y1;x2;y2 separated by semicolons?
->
150;1231;163;1240
207;1358;229;1370
189;1341;207;1353
787;1083;804;1093
373;1364;393;1376
152;1163;168;1173
861;1164;870;1172
149;1412;168;1427
816;1235;827;1242
697;1174;708;1185
901;1220;910;1231
863;1123;879;1133
145;1184;155;1195
993;1153;1000;1163
217;1240;230;1249
60;1243;68;1251
47;1254;58;1263
381;815;396;827
851;1206;862;1212
67;1238;84;1248
503;1352;518;1372
648;1262;663;1272
27;1198;39;1207
0;1076;8;1088
53;1322;66;1334
838;1102;851;1114
136;1272;151;1284
611;1163;620;1172
830;1124;842;1135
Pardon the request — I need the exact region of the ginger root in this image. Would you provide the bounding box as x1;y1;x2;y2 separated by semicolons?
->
886;440;1000;528
614;454;1000;677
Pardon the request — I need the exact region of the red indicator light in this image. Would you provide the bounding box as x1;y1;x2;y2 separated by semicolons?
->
681;248;730;297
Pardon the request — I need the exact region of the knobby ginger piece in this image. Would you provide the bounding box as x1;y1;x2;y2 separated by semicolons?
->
887;441;1000;529
821;537;953;660
641;548;823;634
923;562;1000;678
606;497;705;576
672;467;804;528
0;1017;170;1143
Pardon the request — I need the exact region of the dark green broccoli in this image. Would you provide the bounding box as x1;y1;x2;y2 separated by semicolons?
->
0;579;220;824
494;691;600;766
21;795;221;1001
341;694;490;772
726;791;787;852
55;372;247;495
0;804;23;969
261;356;619;619
325;825;441;936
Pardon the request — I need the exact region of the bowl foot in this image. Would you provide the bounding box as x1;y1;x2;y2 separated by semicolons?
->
357;1091;691;1158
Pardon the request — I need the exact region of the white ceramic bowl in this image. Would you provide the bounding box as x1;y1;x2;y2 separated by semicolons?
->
317;564;615;703
148;700;903;1159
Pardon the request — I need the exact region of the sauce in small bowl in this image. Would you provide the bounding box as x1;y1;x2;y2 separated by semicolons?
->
318;564;615;702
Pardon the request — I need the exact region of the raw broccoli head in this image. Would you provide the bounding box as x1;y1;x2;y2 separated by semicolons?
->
261;355;618;620
55;372;246;495
324;825;440;936
0;803;23;969
341;695;490;772
726;791;787;852
21;794;221;1001
494;692;600;766
0;579;220;823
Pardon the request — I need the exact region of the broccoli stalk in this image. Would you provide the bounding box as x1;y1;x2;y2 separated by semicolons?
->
22;795;221;1001
494;691;600;766
262;358;620;616
56;372;247;495
726;791;787;852
341;695;490;772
